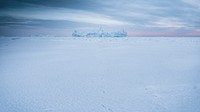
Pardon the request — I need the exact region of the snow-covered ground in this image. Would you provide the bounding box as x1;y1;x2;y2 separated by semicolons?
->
0;37;200;112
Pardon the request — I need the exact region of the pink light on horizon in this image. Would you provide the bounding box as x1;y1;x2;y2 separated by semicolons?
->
128;32;200;37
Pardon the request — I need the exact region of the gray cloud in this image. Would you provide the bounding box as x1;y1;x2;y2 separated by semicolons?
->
0;0;200;36
0;0;102;11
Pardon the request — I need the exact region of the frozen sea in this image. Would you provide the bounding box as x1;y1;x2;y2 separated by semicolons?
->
0;36;200;112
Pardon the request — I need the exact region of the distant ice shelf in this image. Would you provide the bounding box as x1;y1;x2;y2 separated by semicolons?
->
72;28;127;37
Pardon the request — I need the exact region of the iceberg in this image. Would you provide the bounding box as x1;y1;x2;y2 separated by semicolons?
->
72;28;127;37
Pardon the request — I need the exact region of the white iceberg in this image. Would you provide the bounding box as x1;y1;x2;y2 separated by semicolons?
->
72;28;127;37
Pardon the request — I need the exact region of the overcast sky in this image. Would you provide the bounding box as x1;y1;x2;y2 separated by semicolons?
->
0;0;200;36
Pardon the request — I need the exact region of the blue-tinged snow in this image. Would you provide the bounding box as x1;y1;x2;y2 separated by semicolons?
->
0;37;200;112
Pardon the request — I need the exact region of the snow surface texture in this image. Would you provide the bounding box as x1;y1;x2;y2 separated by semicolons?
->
0;37;200;112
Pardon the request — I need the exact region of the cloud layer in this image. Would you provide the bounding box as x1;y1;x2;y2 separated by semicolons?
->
0;0;200;36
